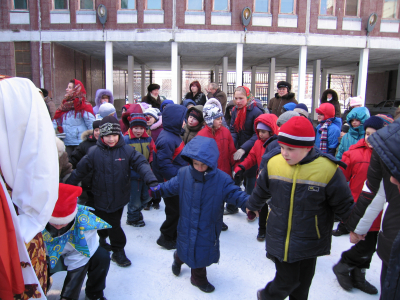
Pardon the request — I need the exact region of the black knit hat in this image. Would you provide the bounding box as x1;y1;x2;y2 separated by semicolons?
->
99;116;121;137
341;123;350;133
147;83;160;93
277;81;291;92
92;120;101;130
363;116;385;131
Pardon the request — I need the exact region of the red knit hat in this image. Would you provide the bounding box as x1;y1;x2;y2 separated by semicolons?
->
278;116;315;148
316;103;335;120
49;183;82;225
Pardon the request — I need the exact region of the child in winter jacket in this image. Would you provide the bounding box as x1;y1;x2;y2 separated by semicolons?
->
336;106;370;160
246;116;353;300
182;105;204;145
233;114;278;240
152;136;250;293
152;104;188;250
332;116;392;295
93;88;116;118
123;113;155;227
66;116;159;268
315;103;342;155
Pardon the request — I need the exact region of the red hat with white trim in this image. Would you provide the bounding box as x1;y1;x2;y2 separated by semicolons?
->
49;183;82;225
278;116;315;148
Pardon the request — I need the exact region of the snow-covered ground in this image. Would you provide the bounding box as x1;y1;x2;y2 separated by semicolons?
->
47;202;381;300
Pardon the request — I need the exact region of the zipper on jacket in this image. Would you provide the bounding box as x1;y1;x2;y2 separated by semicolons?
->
284;165;299;262
315;215;321;239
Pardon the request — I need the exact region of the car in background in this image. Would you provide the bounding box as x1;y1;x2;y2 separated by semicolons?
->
367;100;400;117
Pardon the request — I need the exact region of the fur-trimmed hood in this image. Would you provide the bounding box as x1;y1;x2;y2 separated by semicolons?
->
150;115;163;130
321;89;338;104
94;89;114;108
80;129;96;142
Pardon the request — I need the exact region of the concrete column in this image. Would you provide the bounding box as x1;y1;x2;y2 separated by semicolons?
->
128;56;134;104
395;64;400;99
251;66;256;96
222;56;228;93
357;48;369;105
236;43;243;86
171;42;178;103
320;68;328;96
286;67;292;85
311;60;321;120
141;65;146;100
177;56;182;102
105;41;113;93
214;65;219;83
268;58;276;101
298;46;308;103
352;69;359;96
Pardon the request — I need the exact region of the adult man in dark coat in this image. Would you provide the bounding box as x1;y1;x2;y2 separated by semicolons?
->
321;89;341;118
267;81;297;117
206;82;227;113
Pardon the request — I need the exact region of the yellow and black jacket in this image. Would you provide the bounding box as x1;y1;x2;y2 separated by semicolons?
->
247;148;353;263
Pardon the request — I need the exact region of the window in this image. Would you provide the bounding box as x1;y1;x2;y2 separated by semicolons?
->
344;0;359;16
280;0;295;14
54;0;68;9
13;0;27;9
121;0;135;9
213;0;229;11
255;0;269;13
147;0;162;10
15;42;32;80
80;0;94;9
188;0;203;10
383;0;398;19
320;0;335;15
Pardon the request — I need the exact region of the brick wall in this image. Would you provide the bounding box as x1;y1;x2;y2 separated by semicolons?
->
0;42;15;77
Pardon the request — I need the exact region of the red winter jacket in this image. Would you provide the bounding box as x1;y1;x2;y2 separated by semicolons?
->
234;114;279;174
197;125;236;177
340;138;382;231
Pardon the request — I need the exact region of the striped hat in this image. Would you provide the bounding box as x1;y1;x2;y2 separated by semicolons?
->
278;116;315;148
128;113;147;128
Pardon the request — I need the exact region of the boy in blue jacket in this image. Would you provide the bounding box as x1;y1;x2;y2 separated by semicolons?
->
151;136;251;293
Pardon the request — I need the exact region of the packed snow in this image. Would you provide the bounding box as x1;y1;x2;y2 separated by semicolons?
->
47;202;381;300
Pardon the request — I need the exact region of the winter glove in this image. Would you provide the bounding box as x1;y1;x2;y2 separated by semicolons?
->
149;184;162;199
233;149;246;161
234;165;245;183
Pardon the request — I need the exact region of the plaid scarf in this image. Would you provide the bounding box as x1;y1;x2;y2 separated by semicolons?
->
319;118;333;153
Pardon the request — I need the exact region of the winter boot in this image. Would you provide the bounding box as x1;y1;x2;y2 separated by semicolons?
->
143;202;151;210
190;279;215;293
221;222;228;231
99;238;112;252
257;289;266;300
172;251;182;276
126;219;145;227
332;261;354;291
111;249;131;267
153;202;160;209
257;228;266;241
351;268;378;295
156;234;176;250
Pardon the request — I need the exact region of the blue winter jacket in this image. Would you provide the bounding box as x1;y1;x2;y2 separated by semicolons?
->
160;136;249;268
336;107;370;160
152;104;188;181
53;111;95;146
315;117;342;155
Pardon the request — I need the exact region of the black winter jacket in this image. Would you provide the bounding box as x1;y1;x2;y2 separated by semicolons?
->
320;89;341;118
66;135;158;213
247;147;353;263
184;92;207;106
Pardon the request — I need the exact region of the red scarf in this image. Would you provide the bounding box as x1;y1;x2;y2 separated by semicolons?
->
233;86;255;132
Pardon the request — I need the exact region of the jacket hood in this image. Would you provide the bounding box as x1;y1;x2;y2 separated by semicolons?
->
81;129;96;142
321;89;338;103
161;100;174;112
254;114;279;139
122;104;143;129
181;136;219;171
186;105;204;124
94;89;114;108
182;99;196;108
150;115;163;130
346;107;370;125
369;118;400;181
162;104;187;135
316;103;336;119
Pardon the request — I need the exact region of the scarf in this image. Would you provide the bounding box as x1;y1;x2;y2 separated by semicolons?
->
233;86;256;132
319;118;333;153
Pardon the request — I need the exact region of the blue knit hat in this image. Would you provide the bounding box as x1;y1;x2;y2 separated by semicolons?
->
128;113;147;128
294;103;309;118
364;116;385;131
283;102;296;112
203;101;223;127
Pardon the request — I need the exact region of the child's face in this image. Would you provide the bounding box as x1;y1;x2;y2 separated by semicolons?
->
365;127;377;148
146;116;156;126
234;91;247;109
258;129;270;141
103;134;119;147
131;126;145;138
340;131;346;138
193;159;208;172
213;117;222;130
317;113;325;122
351;119;361;128
101;95;109;104
93;128;100;140
188;116;199;127
122;108;127;114
280;144;312;166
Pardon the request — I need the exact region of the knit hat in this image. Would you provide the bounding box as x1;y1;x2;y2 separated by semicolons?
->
375;114;394;126
341;123;350;133
99;103;116;118
294;103;309;118
283;102;296;112
99;116;121;137
92;120;101;129
316;103;335;120
349;96;363;107
128;113;147;128
189;110;201;122
257;122;272;131
148;83;160;93
363;116;385;131
278;116;315;148
49;183;82;225
277;81;291;92
144;107;160;122
277;111;300;127
203;100;224;127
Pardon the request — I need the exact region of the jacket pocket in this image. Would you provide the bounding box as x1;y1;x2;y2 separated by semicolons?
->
315;215;321;239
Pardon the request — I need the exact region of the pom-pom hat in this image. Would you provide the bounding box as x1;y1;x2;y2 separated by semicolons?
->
278;116;315;148
128;113;147;128
49;183;82;225
144;107;160;122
